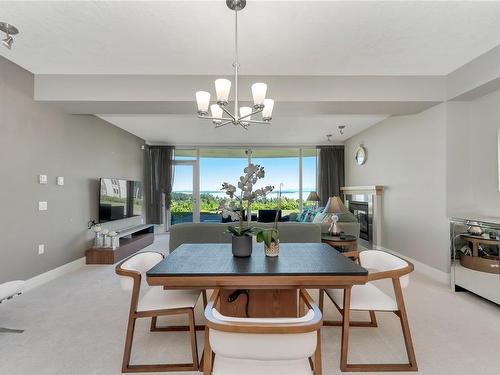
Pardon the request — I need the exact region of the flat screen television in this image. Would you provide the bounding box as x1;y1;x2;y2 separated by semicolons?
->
99;178;144;223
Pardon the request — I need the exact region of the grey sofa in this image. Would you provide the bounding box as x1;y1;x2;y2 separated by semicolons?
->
169;222;322;252
169;221;360;252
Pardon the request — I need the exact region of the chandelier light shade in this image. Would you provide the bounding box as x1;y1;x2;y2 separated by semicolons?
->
196;91;211;115
262;99;274;121
251;82;267;108
195;0;274;129
210;104;223;124
239;106;252;125
215;79;231;104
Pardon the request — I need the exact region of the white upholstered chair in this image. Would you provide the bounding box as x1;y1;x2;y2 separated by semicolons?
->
320;250;417;372
203;289;323;375
116;251;201;373
0;280;25;334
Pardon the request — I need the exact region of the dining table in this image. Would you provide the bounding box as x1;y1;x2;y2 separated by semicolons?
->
146;242;368;371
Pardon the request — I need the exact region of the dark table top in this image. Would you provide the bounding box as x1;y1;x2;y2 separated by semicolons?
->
147;243;367;278
321;234;357;242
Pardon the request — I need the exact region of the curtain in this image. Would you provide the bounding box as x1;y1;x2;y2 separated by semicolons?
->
145;146;174;224
317;145;345;206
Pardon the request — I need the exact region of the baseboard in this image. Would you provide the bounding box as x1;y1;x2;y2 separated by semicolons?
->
24;257;86;291
375;246;450;285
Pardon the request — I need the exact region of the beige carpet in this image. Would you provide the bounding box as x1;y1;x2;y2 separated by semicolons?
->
1;233;499;375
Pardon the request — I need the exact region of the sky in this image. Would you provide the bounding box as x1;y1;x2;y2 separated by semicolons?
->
172;156;316;194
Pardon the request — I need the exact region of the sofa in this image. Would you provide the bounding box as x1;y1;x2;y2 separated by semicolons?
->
169;221;359;252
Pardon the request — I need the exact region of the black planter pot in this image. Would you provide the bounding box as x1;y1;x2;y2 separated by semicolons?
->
232;235;253;257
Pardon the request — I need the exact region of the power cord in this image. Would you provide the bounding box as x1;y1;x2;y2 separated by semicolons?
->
227;289;250;317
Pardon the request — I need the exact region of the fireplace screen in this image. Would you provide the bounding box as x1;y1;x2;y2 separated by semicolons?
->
349;201;370;242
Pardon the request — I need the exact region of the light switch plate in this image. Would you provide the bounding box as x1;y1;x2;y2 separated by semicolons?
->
38;201;48;211
38;244;45;255
57;176;64;186
39;174;48;184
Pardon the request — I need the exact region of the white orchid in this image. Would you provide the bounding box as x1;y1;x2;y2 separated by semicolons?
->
220;163;274;236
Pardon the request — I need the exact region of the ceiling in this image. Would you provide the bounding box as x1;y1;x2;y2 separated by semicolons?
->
97;114;388;145
2;1;500;75
2;1;500;145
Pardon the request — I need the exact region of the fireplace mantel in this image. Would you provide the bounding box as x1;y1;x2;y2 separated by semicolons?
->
341;185;384;195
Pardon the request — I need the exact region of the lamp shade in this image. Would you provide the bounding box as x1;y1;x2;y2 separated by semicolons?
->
262;99;274;120
196;91;210;113
306;191;321;202
215;79;231;103
251;82;267;107
323;196;348;214
210;104;223;123
240;106;252;125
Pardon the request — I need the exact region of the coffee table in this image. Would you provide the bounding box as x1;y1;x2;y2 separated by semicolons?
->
322;233;358;252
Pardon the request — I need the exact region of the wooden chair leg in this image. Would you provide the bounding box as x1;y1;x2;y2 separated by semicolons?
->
203;327;213;375
369;310;378;327
202;290;208;308
188;309;199;371
340;287;352;371
122;315;136;372
337;281;417;372
150;316;157;331
318;289;324;312
393;279;418;371
314;328;322;375
323;290;378;327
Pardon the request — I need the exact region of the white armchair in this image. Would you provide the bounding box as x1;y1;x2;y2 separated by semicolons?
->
320;250;417;372
0;280;25;334
115;251;202;373
203;289;323;375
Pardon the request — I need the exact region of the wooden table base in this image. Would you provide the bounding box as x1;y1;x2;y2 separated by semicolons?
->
218;289;298;318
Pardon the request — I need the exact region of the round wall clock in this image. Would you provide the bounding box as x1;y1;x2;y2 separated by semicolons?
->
355;145;367;165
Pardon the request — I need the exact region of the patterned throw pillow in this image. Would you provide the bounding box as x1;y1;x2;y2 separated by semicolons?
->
312;212;327;223
304;210;316;222
297;209;309;222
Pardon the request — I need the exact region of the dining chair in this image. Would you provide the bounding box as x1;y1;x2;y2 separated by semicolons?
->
115;251;201;373
203;288;323;375
0;280;25;334
320;250;417;372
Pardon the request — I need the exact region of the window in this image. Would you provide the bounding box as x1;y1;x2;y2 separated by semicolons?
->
302;148;318;209
250;149;300;218
168;147;317;225
199;149;248;222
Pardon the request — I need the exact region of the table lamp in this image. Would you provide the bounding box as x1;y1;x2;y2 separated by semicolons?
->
323;196;348;236
306;191;321;209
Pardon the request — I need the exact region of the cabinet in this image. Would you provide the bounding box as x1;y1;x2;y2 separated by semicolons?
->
450;216;500;304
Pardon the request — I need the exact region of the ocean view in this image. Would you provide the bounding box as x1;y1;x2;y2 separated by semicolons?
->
173;188;315;200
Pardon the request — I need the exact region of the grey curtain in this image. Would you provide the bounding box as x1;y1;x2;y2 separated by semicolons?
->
145;146;174;224
317;145;345;206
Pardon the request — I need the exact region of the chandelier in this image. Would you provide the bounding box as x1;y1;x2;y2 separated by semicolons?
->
195;0;274;129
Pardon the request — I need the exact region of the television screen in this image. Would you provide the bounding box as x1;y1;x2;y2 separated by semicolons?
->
99;178;144;222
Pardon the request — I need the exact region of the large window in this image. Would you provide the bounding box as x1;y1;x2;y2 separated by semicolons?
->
302;148;318;209
169;147;316;225
250;149;300;217
199;149;248;222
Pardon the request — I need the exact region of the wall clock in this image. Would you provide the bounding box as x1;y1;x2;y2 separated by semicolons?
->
355;145;367;165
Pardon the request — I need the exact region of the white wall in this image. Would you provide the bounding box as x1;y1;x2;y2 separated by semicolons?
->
447;91;500;217
0;56;145;283
346;88;500;274
345;104;450;273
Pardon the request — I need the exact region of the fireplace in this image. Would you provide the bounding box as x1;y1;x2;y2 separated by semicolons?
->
349;201;370;242
341;186;383;249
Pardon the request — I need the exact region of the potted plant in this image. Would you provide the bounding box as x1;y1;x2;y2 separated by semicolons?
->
256;183;282;256
221;164;274;257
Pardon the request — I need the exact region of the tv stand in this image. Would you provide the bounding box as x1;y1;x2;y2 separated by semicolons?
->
85;224;154;264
